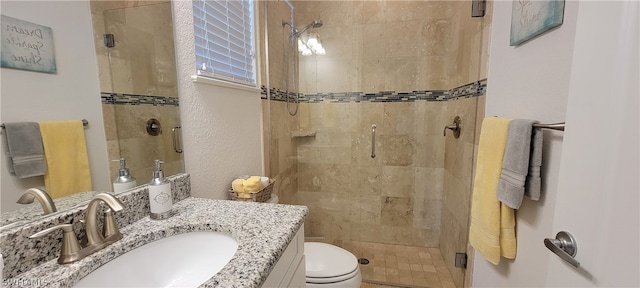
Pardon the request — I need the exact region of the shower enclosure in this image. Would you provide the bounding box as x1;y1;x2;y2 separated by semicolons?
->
262;1;492;287
90;1;184;187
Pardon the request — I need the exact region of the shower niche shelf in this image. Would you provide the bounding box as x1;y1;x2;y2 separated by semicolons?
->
291;130;316;138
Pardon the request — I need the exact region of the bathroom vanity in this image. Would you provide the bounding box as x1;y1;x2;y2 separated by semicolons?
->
1;174;307;287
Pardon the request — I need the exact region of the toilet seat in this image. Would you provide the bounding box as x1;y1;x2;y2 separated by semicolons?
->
304;242;360;284
306;267;359;284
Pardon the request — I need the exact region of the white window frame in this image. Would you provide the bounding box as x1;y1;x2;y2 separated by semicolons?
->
191;0;260;92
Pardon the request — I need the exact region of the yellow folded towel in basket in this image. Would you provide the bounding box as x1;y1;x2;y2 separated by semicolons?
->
469;117;517;265
231;178;245;192
39;120;92;199
243;176;262;192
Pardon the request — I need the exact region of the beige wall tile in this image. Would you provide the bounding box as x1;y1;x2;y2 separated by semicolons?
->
384;21;425;58
384;56;426;92
317;25;355;60
358;165;383;196
382;166;415;198
381;196;414;227
318;164;353;194
415;134;445;168
383;102;416;135
352;194;382;225
381;134;415;167
351;133;383;166
297;163;322;192
350;102;384;134
415;167;444;200
385;1;429;23
299;57;318;94
413;228;440;247
361;23;386;59
316;60;359;92
413;198;442;230
359;0;386;25
360;58;387;93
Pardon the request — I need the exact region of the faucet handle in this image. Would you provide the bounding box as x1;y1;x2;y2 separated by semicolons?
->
103;208;123;241
30;224;82;264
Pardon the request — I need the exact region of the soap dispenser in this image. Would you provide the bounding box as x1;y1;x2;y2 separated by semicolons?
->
112;158;137;193
148;160;172;220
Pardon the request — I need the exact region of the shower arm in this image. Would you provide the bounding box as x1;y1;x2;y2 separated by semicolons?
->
283;20;323;39
282;21;297;40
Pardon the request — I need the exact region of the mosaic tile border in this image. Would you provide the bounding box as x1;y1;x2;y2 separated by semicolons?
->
260;78;487;103
101;92;180;106
260;86;299;102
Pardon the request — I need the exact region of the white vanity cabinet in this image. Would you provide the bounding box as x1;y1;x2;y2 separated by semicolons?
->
262;224;305;288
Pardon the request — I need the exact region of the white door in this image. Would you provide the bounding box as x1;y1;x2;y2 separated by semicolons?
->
546;1;639;286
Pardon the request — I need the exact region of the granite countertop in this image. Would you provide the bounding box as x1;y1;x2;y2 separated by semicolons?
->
4;197;308;288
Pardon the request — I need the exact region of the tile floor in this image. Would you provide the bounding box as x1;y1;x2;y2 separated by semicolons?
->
333;240;456;288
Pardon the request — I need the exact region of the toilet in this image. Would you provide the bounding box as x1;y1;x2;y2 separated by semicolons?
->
266;195;362;288
304;242;362;287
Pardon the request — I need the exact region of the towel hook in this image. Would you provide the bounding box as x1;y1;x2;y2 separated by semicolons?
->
444;116;462;139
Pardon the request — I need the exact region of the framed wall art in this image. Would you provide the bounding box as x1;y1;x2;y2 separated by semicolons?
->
510;0;565;46
1;15;57;74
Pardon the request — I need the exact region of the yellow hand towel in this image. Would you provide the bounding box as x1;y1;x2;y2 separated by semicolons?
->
244;176;262;193
469;117;517;265
232;178;245;192
39;120;92;199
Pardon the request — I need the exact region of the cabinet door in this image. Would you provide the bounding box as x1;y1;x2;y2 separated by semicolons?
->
262;225;306;287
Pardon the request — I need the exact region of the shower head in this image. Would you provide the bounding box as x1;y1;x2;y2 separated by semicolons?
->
293;19;323;37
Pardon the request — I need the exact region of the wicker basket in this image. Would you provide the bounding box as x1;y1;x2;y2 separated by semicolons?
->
229;179;275;202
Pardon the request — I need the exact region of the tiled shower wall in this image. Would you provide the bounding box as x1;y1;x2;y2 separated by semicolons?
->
262;0;490;273
91;1;183;187
297;100;449;246
294;1;486;92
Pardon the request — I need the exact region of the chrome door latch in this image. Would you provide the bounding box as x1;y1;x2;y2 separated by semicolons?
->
544;231;580;268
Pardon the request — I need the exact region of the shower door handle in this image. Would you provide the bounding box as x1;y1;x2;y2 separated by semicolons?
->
371;124;376;158
172;126;183;153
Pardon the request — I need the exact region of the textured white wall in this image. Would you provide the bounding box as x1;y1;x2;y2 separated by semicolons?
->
472;1;579;286
172;1;263;199
0;1;110;213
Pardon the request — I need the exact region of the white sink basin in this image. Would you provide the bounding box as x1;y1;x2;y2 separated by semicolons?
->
74;231;238;287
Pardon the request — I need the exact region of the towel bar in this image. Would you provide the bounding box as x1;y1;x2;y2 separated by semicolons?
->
1;119;89;129
533;122;565;131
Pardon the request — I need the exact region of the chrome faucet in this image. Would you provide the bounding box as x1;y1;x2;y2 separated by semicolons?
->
29;193;126;264
16;188;57;214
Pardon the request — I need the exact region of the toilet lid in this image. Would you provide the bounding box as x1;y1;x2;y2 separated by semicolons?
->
305;242;358;279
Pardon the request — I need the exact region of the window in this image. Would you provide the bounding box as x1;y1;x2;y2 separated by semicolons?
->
193;0;256;87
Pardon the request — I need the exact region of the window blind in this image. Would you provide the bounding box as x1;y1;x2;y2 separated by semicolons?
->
193;0;256;86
